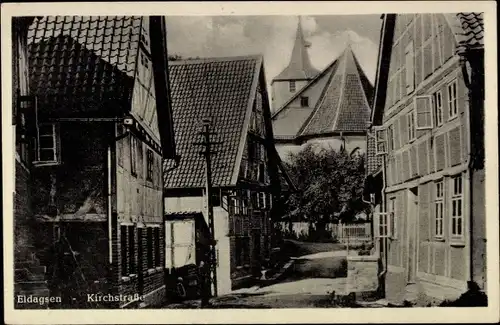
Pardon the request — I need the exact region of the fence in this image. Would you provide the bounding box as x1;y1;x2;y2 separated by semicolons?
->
277;221;371;244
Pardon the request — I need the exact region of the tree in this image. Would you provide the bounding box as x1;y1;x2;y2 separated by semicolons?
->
283;143;369;229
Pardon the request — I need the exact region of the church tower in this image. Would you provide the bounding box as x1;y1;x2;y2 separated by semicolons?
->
271;16;320;111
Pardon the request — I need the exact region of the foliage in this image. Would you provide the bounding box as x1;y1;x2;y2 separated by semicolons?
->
283;143;369;224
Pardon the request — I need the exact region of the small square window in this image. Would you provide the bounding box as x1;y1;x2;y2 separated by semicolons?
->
289;81;296;92
300;96;309;107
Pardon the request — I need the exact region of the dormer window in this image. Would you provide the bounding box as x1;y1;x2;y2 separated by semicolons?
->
289;81;296;92
34;123;60;165
140;28;149;47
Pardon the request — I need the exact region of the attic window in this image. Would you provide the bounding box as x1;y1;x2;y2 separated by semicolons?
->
300;96;309;107
289;81;296;92
140;53;149;68
140;28;149;47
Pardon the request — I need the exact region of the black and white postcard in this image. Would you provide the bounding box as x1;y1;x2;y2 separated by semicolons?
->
2;1;498;324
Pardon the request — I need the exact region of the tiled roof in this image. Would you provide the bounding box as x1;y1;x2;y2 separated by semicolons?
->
299;46;372;136
164;56;261;189
365;132;382;176
273;18;320;81
444;13;484;55
27;16;143;117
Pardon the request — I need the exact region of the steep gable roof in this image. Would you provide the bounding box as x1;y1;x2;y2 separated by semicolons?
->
272;46;373;140
273;18;320;81
164;56;262;189
27;16;177;156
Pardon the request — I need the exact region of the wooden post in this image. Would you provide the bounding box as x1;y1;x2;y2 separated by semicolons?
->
193;119;223;298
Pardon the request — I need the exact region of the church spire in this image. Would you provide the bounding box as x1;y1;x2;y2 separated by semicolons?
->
273;16;320;81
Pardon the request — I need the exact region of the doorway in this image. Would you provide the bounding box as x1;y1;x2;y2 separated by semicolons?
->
406;187;418;283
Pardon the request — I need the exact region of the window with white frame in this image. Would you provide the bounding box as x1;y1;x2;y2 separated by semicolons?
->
448;80;458;119
405;42;415;94
407;111;416;142
289;81;296;92
378;212;389;237
35;123;60;164
434;180;444;238
450;174;463;238
433;90;444;126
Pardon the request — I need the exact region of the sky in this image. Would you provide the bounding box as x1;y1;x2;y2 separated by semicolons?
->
165;15;383;86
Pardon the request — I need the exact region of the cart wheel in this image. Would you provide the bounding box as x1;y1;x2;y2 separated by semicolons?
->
176;281;187;299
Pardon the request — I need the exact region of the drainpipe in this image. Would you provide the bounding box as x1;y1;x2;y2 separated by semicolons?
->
460;51;477;288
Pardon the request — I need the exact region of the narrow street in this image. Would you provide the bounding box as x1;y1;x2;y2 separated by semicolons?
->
165;240;351;308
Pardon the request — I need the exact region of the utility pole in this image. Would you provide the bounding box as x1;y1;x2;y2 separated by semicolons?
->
193;119;222;300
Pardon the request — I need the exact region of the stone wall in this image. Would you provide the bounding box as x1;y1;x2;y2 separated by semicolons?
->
346;255;380;298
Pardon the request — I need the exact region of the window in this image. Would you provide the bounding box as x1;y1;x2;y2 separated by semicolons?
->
448;80;458;119
375;127;387;155
450;175;463;238
407;111;416;142
415;96;433;130
154;227;161;267
211;190;221;207
289;81;296;92
146;149;154;181
258;192;266;209
140;28;149;47
405;42;415;94
35;123;60;164
434;180;444;238
130;135;138;175
378;213;389;237
433;90;444;126
300;96;309;107
147;227;153;269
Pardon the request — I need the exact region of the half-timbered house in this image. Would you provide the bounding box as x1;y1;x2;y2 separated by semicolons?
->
364;13;485;304
164;55;292;295
25;16;176;308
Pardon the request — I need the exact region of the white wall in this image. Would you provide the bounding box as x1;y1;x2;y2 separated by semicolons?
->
272;80;309;111
164;195;232;295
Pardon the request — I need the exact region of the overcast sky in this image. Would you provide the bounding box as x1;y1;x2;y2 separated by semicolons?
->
165;15;382;86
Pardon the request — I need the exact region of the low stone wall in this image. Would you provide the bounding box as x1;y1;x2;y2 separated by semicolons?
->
346;255;380;300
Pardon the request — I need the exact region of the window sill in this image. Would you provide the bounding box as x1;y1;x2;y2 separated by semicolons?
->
121;276;131;283
450;240;465;247
448;115;459;122
433;237;445;242
155;266;163;272
33;161;60;167
146;268;157;275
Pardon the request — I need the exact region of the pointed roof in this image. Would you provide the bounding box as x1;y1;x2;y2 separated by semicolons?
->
272;46;373;139
273;17;320;82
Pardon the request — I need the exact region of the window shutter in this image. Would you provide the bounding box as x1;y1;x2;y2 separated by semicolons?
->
415;96;433;129
374;127;387;155
405;42;415;94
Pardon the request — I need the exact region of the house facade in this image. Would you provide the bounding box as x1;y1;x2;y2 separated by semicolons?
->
271;21;373;161
24;16;176;308
164;56;290;295
365;13;485;304
12;16;51;308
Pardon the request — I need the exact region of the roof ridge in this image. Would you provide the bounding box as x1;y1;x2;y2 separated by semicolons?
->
331;48;349;131
168;54;263;65
296;54;342;136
